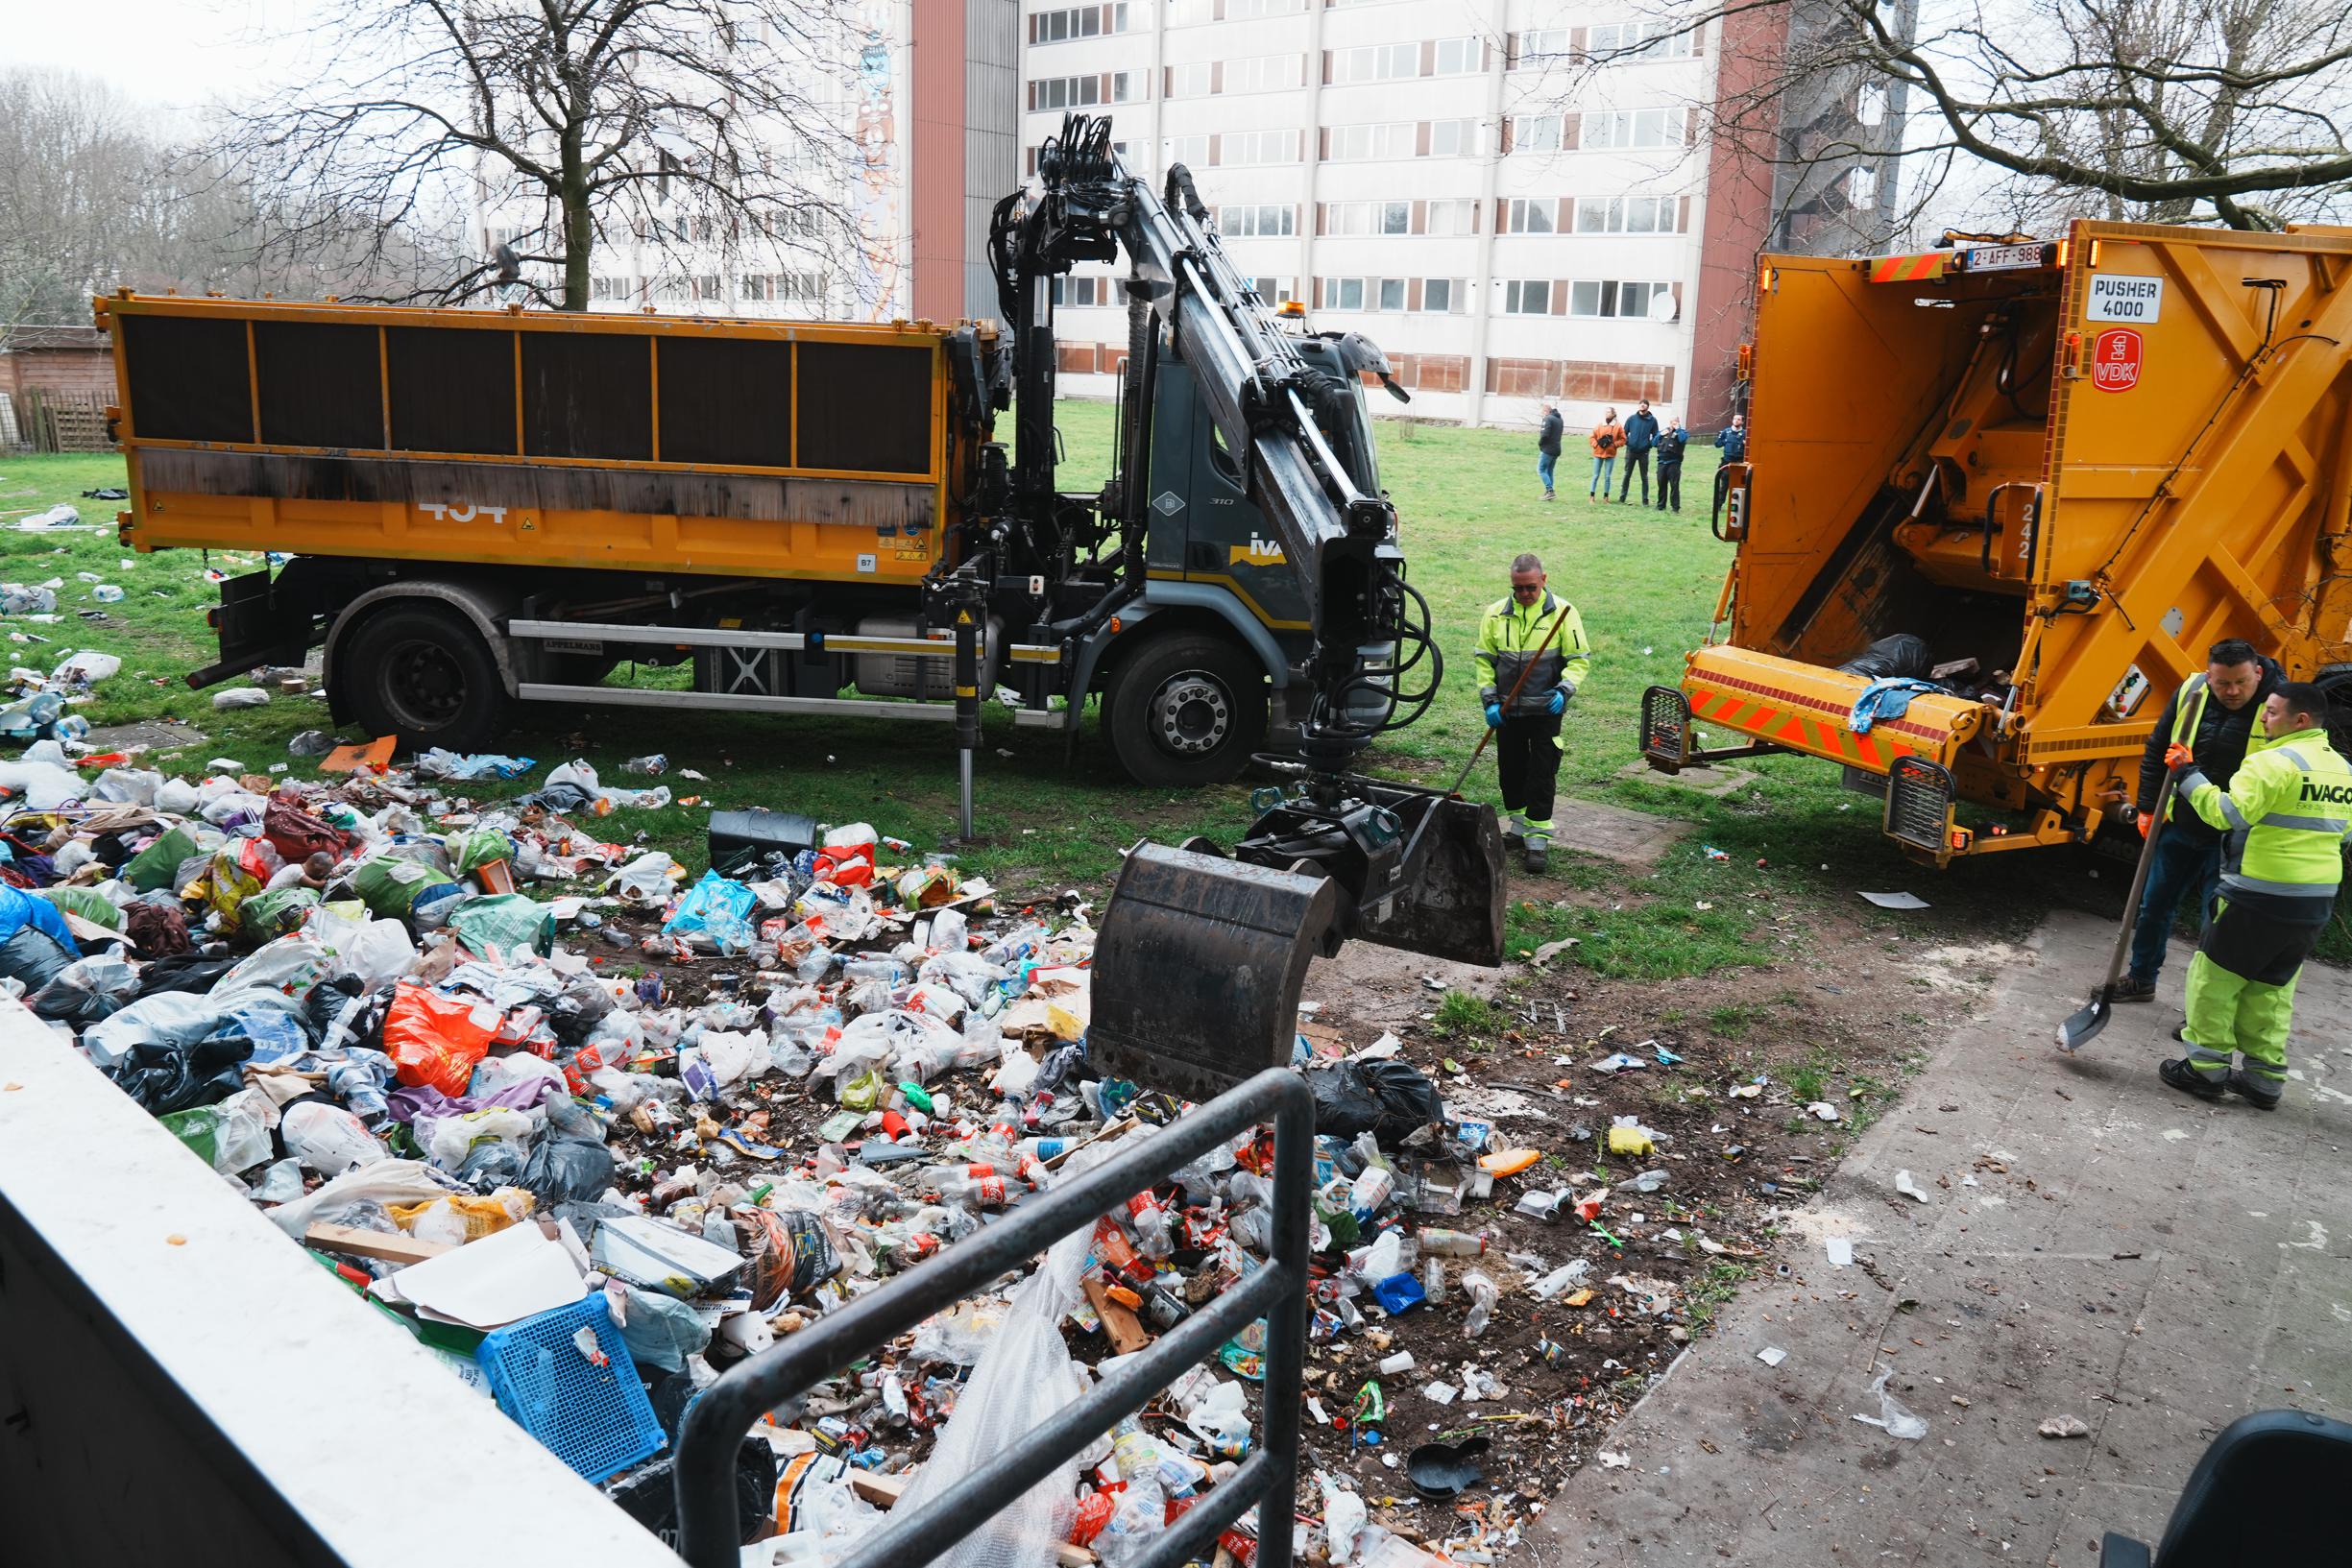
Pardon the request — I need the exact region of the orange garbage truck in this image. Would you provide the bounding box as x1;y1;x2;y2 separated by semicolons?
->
1642;220;2352;865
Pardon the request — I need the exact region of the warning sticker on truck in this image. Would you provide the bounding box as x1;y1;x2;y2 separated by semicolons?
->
2086;274;2164;323
2092;329;2143;393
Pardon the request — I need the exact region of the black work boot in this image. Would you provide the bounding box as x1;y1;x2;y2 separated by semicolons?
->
2158;1058;2226;1101
2226;1071;2284;1111
1523;845;1548;875
2112;976;2157;1003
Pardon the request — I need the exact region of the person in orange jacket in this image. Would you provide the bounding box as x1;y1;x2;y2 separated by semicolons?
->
1588;410;1624;499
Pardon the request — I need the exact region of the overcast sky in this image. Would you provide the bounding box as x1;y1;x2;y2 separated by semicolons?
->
2;0;291;115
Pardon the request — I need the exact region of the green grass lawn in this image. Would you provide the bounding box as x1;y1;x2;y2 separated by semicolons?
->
3;408;2248;976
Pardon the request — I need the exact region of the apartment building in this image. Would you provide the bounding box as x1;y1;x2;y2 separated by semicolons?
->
490;0;1017;327
1021;0;1885;432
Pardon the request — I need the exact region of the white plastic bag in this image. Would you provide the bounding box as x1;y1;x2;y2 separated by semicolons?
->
264;1158;465;1235
282;1101;391;1175
92;767;162;806
1855;1367;1929;1439
0;759;86;809
53;649;121;684
608;850;677;902
211;687;272;709
154;777;201;814
893;1145;1103;1568
82;990;230;1069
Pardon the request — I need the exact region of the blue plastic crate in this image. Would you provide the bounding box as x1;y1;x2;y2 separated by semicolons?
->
475;1295;666;1483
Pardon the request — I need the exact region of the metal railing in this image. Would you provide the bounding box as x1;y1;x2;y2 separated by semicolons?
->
673;1067;1315;1568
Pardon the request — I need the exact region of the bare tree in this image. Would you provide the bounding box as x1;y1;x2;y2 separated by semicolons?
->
206;0;861;310
0;66;453;334
1549;0;2352;237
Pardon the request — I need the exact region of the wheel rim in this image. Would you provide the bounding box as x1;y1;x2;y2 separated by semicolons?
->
1150;671;1232;757
380;638;468;729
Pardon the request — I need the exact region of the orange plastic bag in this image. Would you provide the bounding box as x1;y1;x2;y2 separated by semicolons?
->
381;981;500;1097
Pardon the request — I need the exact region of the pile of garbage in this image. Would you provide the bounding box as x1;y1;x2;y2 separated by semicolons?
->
7;732;1758;1566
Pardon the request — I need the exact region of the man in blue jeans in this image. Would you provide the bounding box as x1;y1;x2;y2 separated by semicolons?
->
2114;638;2281;1002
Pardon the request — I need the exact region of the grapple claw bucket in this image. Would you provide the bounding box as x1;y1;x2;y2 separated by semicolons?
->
1350;793;1505;968
1088;843;1342;1099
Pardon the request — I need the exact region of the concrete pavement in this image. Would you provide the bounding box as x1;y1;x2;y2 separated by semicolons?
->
1522;907;2352;1566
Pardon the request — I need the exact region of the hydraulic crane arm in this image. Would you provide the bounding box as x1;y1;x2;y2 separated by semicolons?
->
994;115;1506;1098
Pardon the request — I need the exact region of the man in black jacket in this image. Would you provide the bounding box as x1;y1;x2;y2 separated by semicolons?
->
1536;399;1563;501
1653;416;1687;513
2114;638;2283;1001
1618;399;1660;504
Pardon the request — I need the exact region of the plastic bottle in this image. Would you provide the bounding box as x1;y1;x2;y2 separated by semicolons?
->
1127;1190;1175;1259
980;922;1050;968
1095;1416;1168;1566
941;1172;1011;1209
1461;1268;1500;1338
1417;1227;1489;1258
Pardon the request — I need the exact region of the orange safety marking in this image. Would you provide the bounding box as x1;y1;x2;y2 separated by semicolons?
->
1867;253;1951;284
1689;687;1917;769
1689;666;1951;745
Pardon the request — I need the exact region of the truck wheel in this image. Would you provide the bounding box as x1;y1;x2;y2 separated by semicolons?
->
342;602;508;754
1105;632;1268;786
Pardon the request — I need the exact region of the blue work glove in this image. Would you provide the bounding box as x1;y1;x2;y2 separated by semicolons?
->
1546;688;1567;716
1484;702;1503;729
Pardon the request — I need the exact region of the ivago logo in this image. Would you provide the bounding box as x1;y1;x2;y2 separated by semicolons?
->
1227;533;1286;567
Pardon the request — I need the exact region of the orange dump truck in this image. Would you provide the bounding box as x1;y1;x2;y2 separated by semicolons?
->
1643;221;2352;864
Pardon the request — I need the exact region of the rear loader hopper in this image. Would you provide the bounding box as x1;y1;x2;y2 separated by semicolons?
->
1645;221;2352;865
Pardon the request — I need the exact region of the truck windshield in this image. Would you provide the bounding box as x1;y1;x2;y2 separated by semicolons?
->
1314;377;1381;497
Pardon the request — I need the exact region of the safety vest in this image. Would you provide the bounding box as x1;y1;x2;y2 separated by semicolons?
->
2183;725;2352;903
1474;593;1591;716
2161;674;2212;822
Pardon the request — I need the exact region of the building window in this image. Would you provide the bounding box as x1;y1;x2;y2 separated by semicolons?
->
1856;84;1887;127
1247;276;1298;305
1572;195;1679;233
1163;134;1212;168
1848;165;1879;207
1166;61;1214;98
1030;4;1129;44
1332;41;1420;82
590;277;631;302
1418;277;1467;313
1588;20;1695;60
1430;36;1482;74
1218;204;1297;236
1568;278;1673;318
1225;54;1303;93
1500;198;1556;233
1580;108;1686;149
1378;277;1406;310
1512;114;1564;153
1319;276;1370;311
1502;279;1551;314
1425;198;1478;235
1320;200;1417;234
1053;275;1106;306
1027;72;1133;111
1427;118;1475;157
1223;129;1299;164
1328;122;1416;161
1515;27;1569;66
1226;0;1303;15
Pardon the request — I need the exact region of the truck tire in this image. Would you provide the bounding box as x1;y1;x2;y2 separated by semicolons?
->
1105;631;1268;786
341;602;508;754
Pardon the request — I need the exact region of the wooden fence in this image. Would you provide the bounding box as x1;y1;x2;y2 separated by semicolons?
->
5;389;110;453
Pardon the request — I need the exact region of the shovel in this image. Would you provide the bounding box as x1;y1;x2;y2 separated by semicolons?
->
2055;771;2177;1052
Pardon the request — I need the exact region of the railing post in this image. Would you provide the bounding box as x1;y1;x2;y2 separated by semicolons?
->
1255;1085;1313;1568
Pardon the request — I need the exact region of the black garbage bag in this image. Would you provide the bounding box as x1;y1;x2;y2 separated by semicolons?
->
602;1435;777;1548
521;1135;616;1205
515;783;597;814
457;1139;529;1190
0;926;77;992
107;1033;255;1114
1306;1060;1445;1147
546;976;617;1048
1837;633;1935;681
134;953;244;998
